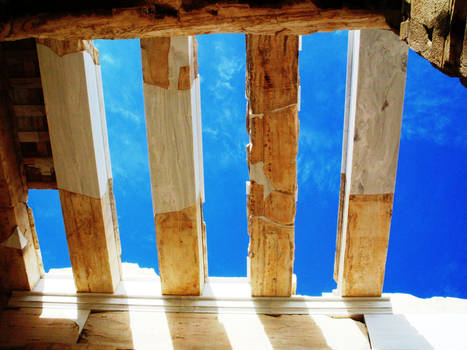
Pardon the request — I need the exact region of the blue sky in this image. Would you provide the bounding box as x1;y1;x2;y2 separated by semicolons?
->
29;32;467;298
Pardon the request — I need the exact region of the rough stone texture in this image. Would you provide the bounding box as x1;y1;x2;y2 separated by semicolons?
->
141;37;170;88
142;36;206;295
248;216;295;297
59;189;121;293
2;291;467;349
79;312;371;349
155;203;204;295
0;62;43;292
36;41;122;293
36;39;99;65
336;30;408;297
334;173;346;282
1;39;56;189
341;194;393;297
0;308;86;346
0;1;464;84
0;1;400;41
246;34;299;297
400;0;467;87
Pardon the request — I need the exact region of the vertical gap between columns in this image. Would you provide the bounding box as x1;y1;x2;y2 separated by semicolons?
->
28;189;70;272
94;39;157;275
197;34;249;277
294;31;348;295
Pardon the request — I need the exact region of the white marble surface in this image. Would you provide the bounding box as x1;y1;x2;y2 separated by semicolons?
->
37;44;110;198
349;29;408;195
366;313;467;350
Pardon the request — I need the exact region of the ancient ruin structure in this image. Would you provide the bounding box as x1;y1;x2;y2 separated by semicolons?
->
0;1;466;348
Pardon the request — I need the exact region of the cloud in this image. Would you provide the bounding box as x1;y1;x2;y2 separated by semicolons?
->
108;105;143;125
203;126;247;167
96;39;145;127
109;131;148;181
208;39;244;99
197;35;248;172
216;55;243;82
297;127;341;193
204;127;219;138
215;81;234;92
297;154;340;194
402;104;467;149
332;30;346;37
401;51;467;149
101;52;119;67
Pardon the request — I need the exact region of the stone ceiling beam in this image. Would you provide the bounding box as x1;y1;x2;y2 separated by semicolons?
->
37;39;122;292
334;29;408;297
141;36;207;295
246;34;299;297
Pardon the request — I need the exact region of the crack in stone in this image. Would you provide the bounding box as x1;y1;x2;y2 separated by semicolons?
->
248;102;297;119
249;215;294;228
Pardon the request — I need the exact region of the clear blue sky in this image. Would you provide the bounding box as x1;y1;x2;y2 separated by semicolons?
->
29;32;467;298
